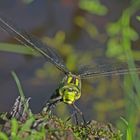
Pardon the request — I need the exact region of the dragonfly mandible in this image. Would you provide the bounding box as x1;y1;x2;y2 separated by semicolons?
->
0;16;139;123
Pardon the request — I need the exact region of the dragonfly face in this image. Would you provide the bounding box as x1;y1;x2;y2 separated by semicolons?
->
59;73;81;104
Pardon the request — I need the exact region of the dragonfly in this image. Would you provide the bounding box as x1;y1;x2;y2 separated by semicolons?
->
0;16;139;123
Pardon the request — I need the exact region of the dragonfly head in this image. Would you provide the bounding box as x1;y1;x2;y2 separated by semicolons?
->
59;74;81;104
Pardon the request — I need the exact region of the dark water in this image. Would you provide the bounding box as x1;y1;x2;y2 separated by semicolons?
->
0;0;139;122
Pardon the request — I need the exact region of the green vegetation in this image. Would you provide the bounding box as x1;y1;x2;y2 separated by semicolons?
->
106;2;140;140
0;114;122;140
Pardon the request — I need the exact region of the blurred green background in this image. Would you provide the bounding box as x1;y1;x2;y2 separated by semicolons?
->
0;0;140;139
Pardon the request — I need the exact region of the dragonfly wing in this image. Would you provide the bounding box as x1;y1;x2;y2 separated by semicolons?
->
78;58;140;79
0;15;69;74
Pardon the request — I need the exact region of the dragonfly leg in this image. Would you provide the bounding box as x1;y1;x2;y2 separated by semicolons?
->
74;112;79;125
42;94;62;113
65;110;77;123
72;103;86;125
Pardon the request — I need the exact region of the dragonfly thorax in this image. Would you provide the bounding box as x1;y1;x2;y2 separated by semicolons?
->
59;74;81;104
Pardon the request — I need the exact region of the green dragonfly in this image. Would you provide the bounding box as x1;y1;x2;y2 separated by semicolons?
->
0;16;139;123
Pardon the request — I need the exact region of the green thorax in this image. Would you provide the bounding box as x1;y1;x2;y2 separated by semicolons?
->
59;73;81;104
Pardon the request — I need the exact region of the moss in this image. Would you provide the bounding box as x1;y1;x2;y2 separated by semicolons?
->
0;97;122;140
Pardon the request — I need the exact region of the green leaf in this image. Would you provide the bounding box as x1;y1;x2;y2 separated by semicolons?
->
106;22;121;36
11;71;25;99
79;0;108;15
120;117;132;140
54;31;65;45
19;117;35;132
106;38;124;57
123;27;139;41
0;43;40;56
136;16;140;21
0;132;9;140
11;118;19;139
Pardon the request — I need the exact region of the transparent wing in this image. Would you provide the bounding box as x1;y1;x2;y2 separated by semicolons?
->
78;58;140;79
0;15;69;74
